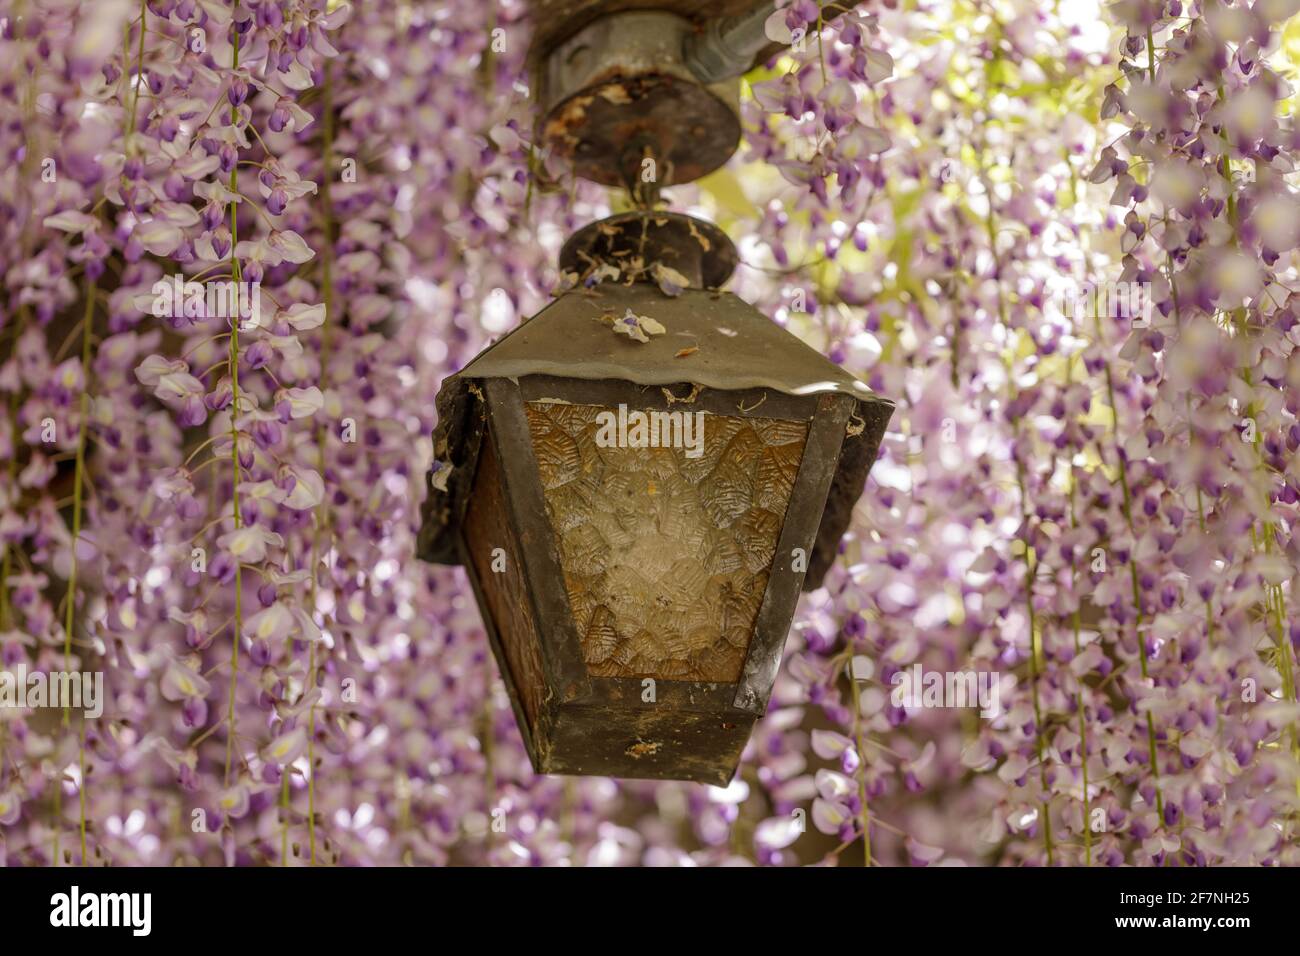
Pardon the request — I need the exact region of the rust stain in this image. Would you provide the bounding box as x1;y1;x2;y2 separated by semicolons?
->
544;92;595;147
686;218;712;251
597;84;633;105
661;383;702;405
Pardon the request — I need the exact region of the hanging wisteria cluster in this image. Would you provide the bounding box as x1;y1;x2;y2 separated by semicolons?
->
0;0;1296;866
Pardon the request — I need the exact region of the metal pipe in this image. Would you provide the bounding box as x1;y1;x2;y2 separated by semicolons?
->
683;1;779;85
684;1;865;84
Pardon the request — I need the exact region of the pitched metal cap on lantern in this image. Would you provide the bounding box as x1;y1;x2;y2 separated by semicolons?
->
418;211;893;784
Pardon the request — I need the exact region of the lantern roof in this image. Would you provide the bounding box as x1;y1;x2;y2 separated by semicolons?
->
418;281;894;590
455;284;884;401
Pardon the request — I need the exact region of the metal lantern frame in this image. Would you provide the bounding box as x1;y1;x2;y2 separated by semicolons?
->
418;2;892;783
419;280;893;783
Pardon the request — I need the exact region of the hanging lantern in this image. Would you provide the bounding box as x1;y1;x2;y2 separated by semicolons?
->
419;5;892;783
419;212;892;783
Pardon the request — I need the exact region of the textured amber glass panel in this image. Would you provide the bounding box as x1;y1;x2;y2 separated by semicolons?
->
525;402;808;683
464;438;547;730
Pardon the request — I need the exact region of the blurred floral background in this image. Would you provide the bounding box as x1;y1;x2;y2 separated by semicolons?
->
1;0;1298;866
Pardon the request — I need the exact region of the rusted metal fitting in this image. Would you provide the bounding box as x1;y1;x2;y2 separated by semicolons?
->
539;11;741;187
559;211;738;289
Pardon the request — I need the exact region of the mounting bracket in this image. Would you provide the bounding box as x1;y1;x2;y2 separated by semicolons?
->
538;10;743;188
